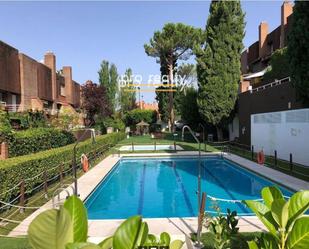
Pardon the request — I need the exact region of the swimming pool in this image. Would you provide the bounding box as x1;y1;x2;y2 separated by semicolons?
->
85;156;293;219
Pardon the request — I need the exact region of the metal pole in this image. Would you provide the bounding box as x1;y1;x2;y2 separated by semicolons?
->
198;143;201;210
290;153;293;171
72;125;95;196
197;192;206;248
251;145;254;160
19;180;25;213
73;146;78;196
274;150;277;167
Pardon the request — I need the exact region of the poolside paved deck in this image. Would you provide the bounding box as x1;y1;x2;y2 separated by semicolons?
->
9;151;308;248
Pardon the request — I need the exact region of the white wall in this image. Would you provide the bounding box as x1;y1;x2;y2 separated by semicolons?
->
251;108;309;166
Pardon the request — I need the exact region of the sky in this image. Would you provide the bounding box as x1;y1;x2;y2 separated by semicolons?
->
0;0;284;102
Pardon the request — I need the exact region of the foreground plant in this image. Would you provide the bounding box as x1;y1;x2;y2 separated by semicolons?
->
243;186;309;249
203;207;239;249
28;195;184;249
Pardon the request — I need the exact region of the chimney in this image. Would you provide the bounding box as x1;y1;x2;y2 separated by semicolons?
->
44;52;57;109
63;66;74;104
280;1;293;48
259;21;269;58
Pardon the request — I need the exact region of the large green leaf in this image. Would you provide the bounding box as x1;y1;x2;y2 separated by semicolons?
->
287;190;309;229
146;234;157;244
98;237;113;249
247;241;259;249
243;200;278;238
160;232;171;246
113;215;142;249
64;195;88;243
170;240;184;249
135;222;149;246
287;216;309;249
66;243;101;249
262;186;284;209
261;233;279;249
271;199;289;228
28;208;73;249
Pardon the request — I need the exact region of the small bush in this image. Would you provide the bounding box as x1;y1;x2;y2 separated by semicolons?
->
125;109;157;126
104;117;125;131
0;132;125;202
0;110;11;137
5;128;76;157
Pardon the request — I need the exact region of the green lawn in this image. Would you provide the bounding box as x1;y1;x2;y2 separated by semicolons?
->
115;132;219;152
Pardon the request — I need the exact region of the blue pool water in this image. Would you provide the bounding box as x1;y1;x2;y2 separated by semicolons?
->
85;157;293;219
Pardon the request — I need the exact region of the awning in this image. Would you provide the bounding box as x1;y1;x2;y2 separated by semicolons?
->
243;69;268;80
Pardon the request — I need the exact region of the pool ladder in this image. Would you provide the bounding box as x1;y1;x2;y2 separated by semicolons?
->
52;184;75;208
181;125;203;247
221;145;230;158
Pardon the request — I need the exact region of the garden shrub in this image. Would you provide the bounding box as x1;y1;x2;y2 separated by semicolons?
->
0;132;125;202
51;106;80;130
5;128;76;157
0;110;11;137
124;109;157;127
104;117;125;131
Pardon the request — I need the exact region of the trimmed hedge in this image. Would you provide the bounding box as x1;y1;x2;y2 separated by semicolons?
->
0;132;125;202
5;128;76;157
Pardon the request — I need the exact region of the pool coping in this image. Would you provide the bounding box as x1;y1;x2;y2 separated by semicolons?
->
119;144;184;151
9;151;308;240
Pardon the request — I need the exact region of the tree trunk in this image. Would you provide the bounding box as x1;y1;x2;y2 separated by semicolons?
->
168;56;174;132
216;126;223;141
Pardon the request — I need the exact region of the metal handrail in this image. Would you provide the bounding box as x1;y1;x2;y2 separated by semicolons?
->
181;125;202;247
251;77;290;93
52;187;72;208
198;123;206;152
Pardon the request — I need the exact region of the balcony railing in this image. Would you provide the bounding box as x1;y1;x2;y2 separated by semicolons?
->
251;77;291;93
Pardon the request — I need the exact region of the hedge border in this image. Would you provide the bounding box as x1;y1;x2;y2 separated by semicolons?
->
0;132;125;202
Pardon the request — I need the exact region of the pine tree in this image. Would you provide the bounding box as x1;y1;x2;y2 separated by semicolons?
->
287;1;309;105
196;0;244;140
145;23;202;131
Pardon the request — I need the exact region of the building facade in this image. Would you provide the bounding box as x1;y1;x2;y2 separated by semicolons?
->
0;40;81;114
137;100;158;112
231;1;305;146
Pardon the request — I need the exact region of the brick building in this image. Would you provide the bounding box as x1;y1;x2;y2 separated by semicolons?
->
136;100;158;112
0;40;81;114
229;1;305;146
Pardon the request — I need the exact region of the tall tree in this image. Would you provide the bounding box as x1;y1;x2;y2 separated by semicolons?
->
98;60;118;113
109;63;118;111
287;1;309;105
177;63;197;91
145;23;202;131
81;81;111;124
119;68;136;114
196;0;244;140
176;87;201;129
